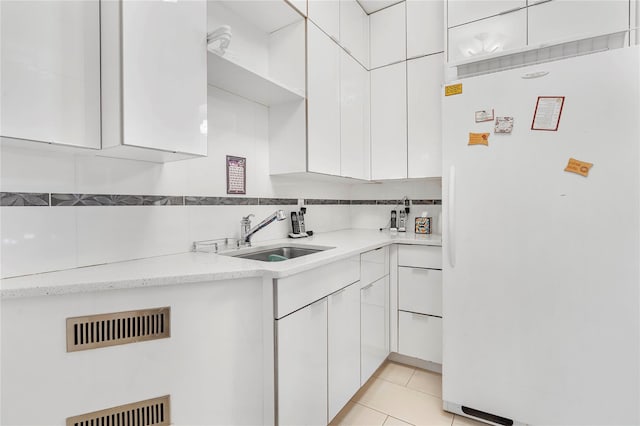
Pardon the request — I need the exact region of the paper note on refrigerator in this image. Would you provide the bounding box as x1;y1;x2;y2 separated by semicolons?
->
468;133;490;146
564;158;593;177
495;117;514;133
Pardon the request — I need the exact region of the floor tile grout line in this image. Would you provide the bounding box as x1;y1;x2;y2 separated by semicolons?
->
404;367;418;387
368;374;444;401
354;401;392;418
388;414;417;426
356;399;417;426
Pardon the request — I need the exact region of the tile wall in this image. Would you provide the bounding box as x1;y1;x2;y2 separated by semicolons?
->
0;87;441;278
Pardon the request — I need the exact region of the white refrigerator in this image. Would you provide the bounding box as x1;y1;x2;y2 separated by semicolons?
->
442;46;640;425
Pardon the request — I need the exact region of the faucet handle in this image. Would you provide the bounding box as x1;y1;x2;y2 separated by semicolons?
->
242;213;255;222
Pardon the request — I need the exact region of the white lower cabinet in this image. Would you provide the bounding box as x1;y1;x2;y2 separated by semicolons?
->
399;267;443;317
360;275;390;384
396;245;443;366
276;299;328;426
328;282;361;421
398;311;443;364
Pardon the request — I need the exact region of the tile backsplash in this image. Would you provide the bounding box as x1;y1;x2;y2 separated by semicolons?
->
0;86;442;278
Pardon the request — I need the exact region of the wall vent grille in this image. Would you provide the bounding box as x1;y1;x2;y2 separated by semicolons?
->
66;395;170;426
455;31;628;79
66;307;170;352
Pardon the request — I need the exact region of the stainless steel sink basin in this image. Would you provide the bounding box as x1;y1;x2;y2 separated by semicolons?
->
222;244;333;262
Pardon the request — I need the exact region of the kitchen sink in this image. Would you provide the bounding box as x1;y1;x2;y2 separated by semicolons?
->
222;244;333;262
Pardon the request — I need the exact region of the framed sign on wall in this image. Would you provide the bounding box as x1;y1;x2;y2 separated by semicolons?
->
226;155;246;194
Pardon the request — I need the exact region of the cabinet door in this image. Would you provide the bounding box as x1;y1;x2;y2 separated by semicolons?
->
447;0;525;28
328;283;361;421
119;0;207;156
361;246;389;286
307;21;341;175
408;54;443;178
340;51;370;180
0;0;101;149
371;62;407;180
447;8;527;63
277;299;328;426
399;267;443;316
308;0;340;40
407;0;444;58
528;0;630;47
340;0;370;67
370;2;406;68
398;311;442;364
361;276;389;384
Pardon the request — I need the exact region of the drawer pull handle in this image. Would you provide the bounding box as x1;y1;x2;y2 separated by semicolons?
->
361;283;374;291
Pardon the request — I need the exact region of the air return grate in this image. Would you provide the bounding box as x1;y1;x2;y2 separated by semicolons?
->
66;395;170;426
66;307;170;352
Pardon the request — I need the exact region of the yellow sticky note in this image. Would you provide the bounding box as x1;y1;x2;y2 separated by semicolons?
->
564;158;593;177
445;83;463;96
468;132;489;146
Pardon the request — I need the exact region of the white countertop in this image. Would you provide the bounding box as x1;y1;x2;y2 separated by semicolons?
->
0;229;441;299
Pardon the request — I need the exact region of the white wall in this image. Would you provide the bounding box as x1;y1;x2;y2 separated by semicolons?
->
350;179;443;233
0;87;441;279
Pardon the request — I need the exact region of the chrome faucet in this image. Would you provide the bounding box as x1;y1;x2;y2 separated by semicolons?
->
241;210;286;246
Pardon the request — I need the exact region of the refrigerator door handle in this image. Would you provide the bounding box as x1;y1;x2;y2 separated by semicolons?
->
447;165;456;268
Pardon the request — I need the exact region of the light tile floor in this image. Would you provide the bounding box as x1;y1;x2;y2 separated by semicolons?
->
330;361;486;426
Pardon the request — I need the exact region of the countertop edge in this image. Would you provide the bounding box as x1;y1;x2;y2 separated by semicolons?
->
1;231;442;299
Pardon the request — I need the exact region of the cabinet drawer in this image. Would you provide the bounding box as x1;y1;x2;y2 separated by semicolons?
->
361;246;389;285
447;9;527;63
276;256;360;318
447;0;525;28
398;311;442;364
528;0;630;47
398;245;442;269
398;267;442;316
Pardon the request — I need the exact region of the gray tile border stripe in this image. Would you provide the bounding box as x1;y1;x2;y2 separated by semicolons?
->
0;192;49;206
259;198;298;205
185;196;259;206
304;199;351;205
1;192;442;207
51;194;185;206
350;199;378;205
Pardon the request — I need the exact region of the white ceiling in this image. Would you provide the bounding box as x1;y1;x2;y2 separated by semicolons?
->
356;0;404;14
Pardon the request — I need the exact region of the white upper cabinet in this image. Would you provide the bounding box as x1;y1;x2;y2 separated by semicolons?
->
0;0;101;149
407;0;445;58
528;0;630;46
340;51;371;180
370;2;407;68
370;61;407;180
307;21;341;175
101;0;207;162
289;0;308;16
447;0;526;28
308;0;341;41
447;8;527;63
408;54;443;178
340;0;370;67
